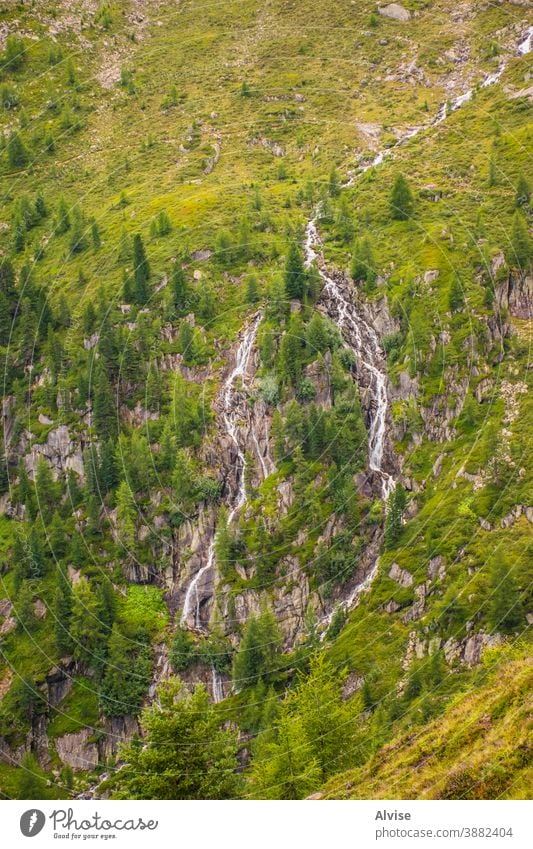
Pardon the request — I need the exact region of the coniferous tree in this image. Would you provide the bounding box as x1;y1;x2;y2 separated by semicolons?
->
116;480;136;550
100;439;119;493
0;436;8;495
336;195;355;244
506;210;531;270
515;174;530;209
233;605;281;688
132;233;150;304
448;275;465;313
487;554;524;634
351;237;376;286
7;131;29;168
384;484;405;549
328;166;341;197
245;274;260;304
108;678;241;799
284;242;306;300
17;753;49;800
390;174;414;220
91;219;101;250
48;511;68;559
54;565;73;654
92;368;117;440
170;264;190;314
100;625;152;717
70;578;106;665
82;300;96;335
56;196;71;234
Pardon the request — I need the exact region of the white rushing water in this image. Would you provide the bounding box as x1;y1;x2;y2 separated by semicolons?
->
222;312;263;524
347;27;532;177
211;667;224;703
310;25;532;631
180;313;263;631
305;220;395;500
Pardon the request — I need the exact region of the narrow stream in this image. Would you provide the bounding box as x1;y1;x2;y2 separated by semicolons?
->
179;314;263;698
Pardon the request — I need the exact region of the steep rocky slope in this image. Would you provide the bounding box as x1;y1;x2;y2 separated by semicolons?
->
0;0;531;799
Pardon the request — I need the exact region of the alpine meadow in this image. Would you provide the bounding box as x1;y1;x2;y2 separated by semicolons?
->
0;0;531;803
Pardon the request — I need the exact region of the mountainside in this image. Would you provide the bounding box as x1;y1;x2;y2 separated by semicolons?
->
0;0;531;800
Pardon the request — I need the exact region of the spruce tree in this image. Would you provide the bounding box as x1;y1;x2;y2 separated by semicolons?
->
108;678;241;799
92;367;117;439
328;166;341;197
170;264;190;314
384;484;405;549
515;174;530;209
7;131;29;168
448;275;465;313
54;565;73;654
336;195;355;244
507;210;531;269
132;233;150;304
390;174;414;220
284;242;306;300
487;554;524;634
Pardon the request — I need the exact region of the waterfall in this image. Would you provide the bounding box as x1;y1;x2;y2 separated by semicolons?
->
346;27;532;179
304;220;394;500
222;312;263;524
180;312;263;631
211;667;224;703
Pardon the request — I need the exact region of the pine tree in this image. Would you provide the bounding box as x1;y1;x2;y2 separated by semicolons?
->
159;419;177;472
336;194;355;244
390;174;414;220
57;294;71;328
487;554;524;634
515;174;530;209
17;753;49;800
26;525;46;578
70;578;106;665
0;436;8;495
507;210;531;270
233;605;281;689
116;480;137;550
351;237;376;285
170;264;190;314
7;131;29;168
284;242;306;300
328;166;341;197
448;275;465;313
56;196;71;234
54;565;73;654
91;219;101;250
48;511;68;559
245;274;260;304
384;484;405;549
15;584;35;632
132;233;150;304
108;678;241;799
306;312;329;354
34;192;47;219
100;439;119;493
92;368;117;440
82;300;96;335
100;625;152;717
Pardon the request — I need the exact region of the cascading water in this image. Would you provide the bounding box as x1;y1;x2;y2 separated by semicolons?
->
179;313;263;696
308;25;532;629
222;312;263;525
346;27;532;181
305;220;395;500
180;312;263;630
